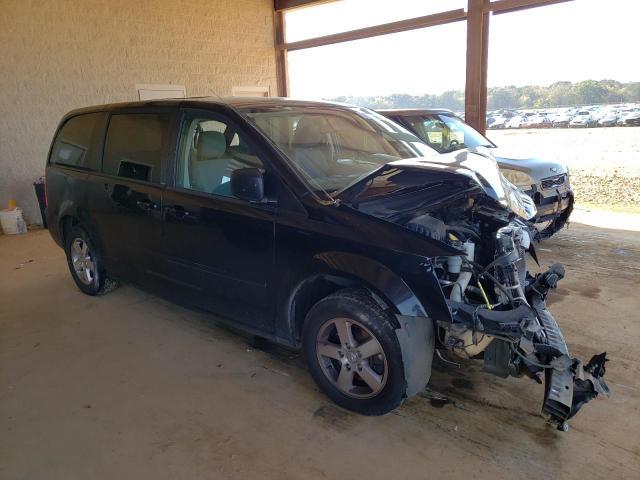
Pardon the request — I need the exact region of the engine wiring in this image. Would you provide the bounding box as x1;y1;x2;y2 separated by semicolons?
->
462;258;515;305
476;279;493;309
514;349;554;370
478;250;515;276
444;225;481;242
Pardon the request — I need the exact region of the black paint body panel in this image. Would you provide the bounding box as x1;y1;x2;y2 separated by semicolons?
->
44;98;504;347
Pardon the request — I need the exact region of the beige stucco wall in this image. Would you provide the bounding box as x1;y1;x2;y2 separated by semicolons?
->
0;0;277;224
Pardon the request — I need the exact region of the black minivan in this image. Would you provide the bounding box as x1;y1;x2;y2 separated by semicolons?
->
45;98;607;430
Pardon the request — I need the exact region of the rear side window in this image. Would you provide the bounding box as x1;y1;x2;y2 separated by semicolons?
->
102;113;172;184
50;112;106;170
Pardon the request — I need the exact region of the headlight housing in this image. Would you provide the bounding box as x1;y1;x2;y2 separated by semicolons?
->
501;168;534;188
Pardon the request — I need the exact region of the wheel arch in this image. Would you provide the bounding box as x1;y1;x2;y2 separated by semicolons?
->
284;251;430;346
59;214;79;246
57;203;106;259
49;197;80;248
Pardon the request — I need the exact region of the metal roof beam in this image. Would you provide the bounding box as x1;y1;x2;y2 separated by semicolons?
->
488;0;573;15
274;0;337;12
277;8;467;51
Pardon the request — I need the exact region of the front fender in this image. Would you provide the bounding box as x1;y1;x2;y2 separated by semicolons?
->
396;314;435;397
314;251;437;397
314;251;427;317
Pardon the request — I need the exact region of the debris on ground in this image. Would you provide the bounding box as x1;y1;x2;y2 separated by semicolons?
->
15;259;34;270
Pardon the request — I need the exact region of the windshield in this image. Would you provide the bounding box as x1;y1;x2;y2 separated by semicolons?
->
398;113;494;153
240;105;435;196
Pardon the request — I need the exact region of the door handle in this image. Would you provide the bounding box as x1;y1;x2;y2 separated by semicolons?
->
165;205;190;219
136;200;157;211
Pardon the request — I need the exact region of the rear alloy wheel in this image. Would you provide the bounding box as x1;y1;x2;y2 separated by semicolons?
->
70;238;96;286
65;225;117;296
303;288;406;415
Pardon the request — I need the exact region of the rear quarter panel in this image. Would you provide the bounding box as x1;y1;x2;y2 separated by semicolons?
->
45;165;89;248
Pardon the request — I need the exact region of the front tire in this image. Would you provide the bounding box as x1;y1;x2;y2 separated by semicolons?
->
303;288;406;415
65;225;116;296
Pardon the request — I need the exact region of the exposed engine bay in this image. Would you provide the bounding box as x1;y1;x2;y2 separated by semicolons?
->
357;183;609;431
409;197;608;430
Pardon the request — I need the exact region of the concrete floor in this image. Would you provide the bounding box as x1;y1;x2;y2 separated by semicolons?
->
1;226;639;480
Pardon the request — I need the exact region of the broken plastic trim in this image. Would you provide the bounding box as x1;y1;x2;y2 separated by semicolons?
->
527;264;609;429
530;294;609;430
446;262;609;430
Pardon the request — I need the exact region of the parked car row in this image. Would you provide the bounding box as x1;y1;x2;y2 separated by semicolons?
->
486;103;640;129
45;97;608;431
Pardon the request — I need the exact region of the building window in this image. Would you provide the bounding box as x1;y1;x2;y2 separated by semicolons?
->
136;84;186;101
232;86;270;97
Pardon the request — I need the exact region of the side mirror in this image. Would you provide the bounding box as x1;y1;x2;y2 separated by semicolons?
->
231;168;264;202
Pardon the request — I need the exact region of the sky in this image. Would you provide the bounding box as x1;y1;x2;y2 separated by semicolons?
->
285;0;640;99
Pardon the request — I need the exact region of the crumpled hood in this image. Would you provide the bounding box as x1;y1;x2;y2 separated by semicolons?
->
339;149;536;221
491;148;568;179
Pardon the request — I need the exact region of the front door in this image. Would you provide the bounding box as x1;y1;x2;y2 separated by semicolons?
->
162;109;276;332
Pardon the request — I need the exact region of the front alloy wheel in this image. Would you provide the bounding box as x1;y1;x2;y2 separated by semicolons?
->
303;288;406;416
316;317;388;399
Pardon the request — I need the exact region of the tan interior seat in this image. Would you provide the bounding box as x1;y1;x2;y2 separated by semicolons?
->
292;116;334;179
189;131;233;193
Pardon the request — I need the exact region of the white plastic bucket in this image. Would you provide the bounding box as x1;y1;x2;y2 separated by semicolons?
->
0;208;27;235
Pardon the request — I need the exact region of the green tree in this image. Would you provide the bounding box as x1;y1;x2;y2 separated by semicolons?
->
327;80;639;110
622;82;640;102
571;80;608;104
488;87;516;109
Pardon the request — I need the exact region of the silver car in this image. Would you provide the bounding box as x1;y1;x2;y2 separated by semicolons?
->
378;109;573;238
569;110;596;128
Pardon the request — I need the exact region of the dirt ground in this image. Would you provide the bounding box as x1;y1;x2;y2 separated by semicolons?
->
1;226;639;480
490;127;640;210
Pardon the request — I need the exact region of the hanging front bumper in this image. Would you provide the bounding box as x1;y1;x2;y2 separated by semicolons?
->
447;263;609;431
531;294;609;430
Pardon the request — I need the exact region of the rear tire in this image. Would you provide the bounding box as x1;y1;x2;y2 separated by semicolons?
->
303;288;406;415
64;225;117;296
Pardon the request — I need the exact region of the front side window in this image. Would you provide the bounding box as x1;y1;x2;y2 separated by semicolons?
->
102;113;172;184
50;112;106;170
176;115;263;197
402;114;494;154
241;106;433;196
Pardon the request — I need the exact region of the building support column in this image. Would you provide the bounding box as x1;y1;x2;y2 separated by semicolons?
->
274;11;290;97
464;0;490;134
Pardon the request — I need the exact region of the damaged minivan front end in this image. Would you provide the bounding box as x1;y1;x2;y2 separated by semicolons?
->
339;150;609;430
